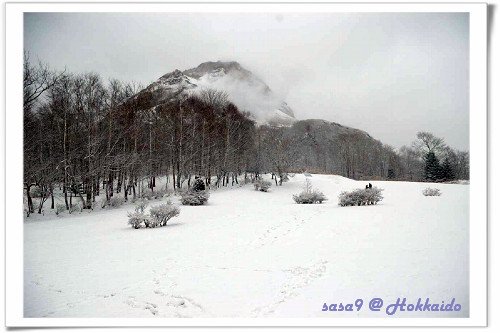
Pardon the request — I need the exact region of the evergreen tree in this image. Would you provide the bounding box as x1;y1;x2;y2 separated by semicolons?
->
387;168;395;179
424;151;442;182
441;157;454;181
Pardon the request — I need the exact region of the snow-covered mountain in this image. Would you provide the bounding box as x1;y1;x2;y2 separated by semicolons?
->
143;61;296;126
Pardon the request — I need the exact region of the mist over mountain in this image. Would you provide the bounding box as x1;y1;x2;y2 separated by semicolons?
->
125;60;404;178
141;61;296;126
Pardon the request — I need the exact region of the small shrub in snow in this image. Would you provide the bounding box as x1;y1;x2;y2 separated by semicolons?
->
293;190;327;204
180;190;210;206
100;197;108;208
134;200;148;213
254;179;272;192
68;203;82;214
422;187;441;196
29;186;43;198
148;202;180;227
127;212;151;229
109;196;125;208
55;203;67;215
338;187;384;207
138;188;153;200
152;188;168;199
293;179;327;204
139;189;163;200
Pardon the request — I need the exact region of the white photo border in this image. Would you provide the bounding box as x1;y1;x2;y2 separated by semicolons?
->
4;1;488;327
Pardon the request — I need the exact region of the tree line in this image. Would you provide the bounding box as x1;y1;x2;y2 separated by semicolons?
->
411;131;469;182
24;55;257;215
23;55;469;215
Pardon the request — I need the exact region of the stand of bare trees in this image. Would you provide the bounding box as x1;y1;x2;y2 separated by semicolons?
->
23;56;470;216
23;56;257;215
251;122;406;182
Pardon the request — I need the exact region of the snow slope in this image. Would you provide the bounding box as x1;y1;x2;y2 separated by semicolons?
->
24;174;469;318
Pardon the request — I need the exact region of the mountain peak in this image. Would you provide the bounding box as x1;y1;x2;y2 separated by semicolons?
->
144;60;296;126
160;69;183;79
183;60;247;79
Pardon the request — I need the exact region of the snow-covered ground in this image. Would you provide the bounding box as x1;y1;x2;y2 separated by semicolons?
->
24;174;469;318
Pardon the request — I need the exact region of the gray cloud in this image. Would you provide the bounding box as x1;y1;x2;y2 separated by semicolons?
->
24;12;469;150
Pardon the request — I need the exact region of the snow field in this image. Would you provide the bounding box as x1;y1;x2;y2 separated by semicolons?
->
24;174;469;318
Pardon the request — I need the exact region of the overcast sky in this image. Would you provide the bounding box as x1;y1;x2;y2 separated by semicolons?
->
24;12;469;150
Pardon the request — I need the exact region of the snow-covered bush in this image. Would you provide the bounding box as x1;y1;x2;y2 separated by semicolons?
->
180;190;210;206
338;187;384;206
29;185;49;198
127;201;179;229
152;188;168;199
293;179;327;204
422;187;441;196
55;203;66;215
134;200;148;213
139;188;168;200
364;187;384;204
100;197;107;209
254;179;272;192
148;202;180;227
293;190;327;204
68;203;82;214
139;191;151;200
127;212;150;229
109;196;125;208
30;186;41;198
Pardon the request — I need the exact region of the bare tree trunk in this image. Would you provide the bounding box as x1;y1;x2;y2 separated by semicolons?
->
107;172;113;200
64;186;69;210
124;173;129;201
50;185;54;209
85;180;92;209
176;101;183;189
171;160;176;191
38;195;47;214
117;170;122;194
94;176;99;198
63;107;69;210
26;184;34;214
132;177;136;199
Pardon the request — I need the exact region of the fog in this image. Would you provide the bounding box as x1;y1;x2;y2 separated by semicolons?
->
24;12;469;150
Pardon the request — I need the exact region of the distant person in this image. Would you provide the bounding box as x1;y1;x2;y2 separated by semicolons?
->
369;183;373;189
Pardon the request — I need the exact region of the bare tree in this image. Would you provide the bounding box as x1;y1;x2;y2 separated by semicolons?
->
412;131;447;159
399;145;423;181
23;52;64;112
